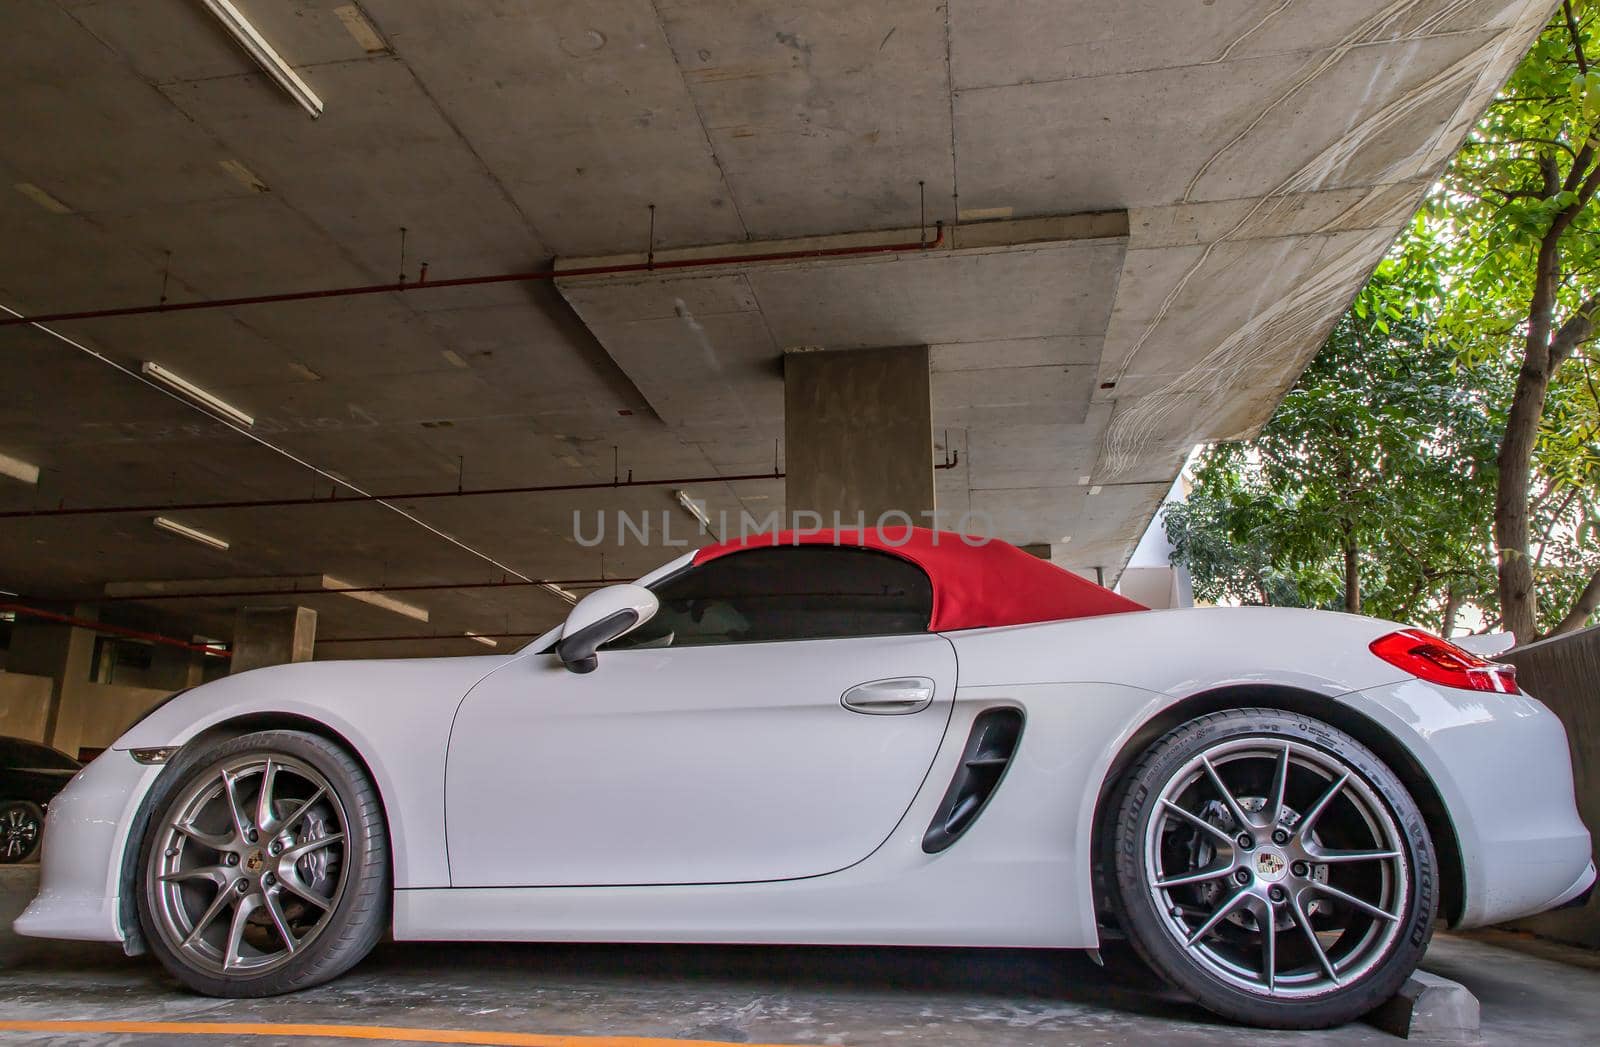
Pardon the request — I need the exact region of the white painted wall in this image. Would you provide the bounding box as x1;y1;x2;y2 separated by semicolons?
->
1116;477;1193;609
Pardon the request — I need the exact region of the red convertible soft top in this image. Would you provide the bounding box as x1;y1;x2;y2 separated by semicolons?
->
693;527;1147;632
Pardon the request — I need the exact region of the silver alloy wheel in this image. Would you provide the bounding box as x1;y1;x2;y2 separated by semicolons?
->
2;805;40;860
1142;737;1408;999
147;753;350;976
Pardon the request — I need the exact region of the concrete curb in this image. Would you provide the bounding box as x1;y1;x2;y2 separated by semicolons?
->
1364;971;1480;1040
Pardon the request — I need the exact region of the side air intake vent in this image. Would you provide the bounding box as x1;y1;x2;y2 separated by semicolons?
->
922;707;1024;854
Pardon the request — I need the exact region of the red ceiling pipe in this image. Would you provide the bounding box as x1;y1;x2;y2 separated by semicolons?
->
0;469;782;520
94;577;621;603
1;602;230;658
0;224;944;329
318;632;544;645
0;453;958;520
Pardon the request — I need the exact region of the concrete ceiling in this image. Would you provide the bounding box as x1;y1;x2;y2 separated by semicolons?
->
0;0;1556;657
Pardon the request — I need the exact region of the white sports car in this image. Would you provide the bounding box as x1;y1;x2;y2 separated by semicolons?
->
16;528;1594;1029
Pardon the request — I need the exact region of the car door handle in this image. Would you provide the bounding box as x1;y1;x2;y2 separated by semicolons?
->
841;677;936;715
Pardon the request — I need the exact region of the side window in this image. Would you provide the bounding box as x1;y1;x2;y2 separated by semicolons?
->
607;546;933;649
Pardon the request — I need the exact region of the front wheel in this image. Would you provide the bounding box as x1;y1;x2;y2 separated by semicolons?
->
136;730;389;996
1107;708;1435;1029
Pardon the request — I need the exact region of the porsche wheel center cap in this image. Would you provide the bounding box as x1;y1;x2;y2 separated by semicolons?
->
1254;850;1288;883
244;850;265;874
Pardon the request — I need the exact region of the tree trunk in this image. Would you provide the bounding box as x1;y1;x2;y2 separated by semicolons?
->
1441;584;1461;638
1344;537;1361;615
1549;567;1600;637
1495;359;1551;642
1495;234;1561;644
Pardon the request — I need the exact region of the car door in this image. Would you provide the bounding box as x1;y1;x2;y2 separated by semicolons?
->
445;545;958;887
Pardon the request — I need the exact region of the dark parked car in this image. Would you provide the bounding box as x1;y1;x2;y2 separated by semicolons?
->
0;736;80;863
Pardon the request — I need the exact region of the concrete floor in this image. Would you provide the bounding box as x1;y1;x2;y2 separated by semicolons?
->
2;865;1596;1046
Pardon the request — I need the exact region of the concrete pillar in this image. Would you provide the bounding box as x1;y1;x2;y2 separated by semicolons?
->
4;606;98;751
231;606;317;674
784;345;934;523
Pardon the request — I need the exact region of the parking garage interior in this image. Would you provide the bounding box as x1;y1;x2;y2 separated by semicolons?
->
3;0;1599;1044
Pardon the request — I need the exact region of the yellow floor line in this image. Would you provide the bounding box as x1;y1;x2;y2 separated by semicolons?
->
0;1020;828;1047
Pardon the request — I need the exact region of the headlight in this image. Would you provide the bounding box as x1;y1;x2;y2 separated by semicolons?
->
129;746;182;765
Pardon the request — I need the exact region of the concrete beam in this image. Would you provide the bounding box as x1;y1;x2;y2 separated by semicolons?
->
784;346;934;524
231;606;317;675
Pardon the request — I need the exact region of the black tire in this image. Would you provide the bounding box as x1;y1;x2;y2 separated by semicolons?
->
136;730;389;996
0;800;44;863
1106;708;1435;1029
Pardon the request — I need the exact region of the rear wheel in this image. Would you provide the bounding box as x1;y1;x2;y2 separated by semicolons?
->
1107;708;1435;1028
137;730;389;996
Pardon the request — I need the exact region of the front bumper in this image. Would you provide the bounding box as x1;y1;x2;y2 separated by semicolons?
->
1354;679;1594;928
1548;861;1597;911
13;750;160;944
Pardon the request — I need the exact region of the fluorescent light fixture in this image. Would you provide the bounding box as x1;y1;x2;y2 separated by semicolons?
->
674;489;716;537
153;517;231;551
198;0;324;118
218;158;270;193
323;576;430;623
541;583;577;604
14;182;72;214
140;362;255;427
0;450;40;485
1088;485;1102;496
334;5;388;53
464;631;498;648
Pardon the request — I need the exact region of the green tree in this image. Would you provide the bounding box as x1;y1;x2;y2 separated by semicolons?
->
1161;479;1301;610
1421;0;1600;641
1167;273;1501;632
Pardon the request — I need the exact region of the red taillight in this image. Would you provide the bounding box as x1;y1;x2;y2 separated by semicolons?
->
1369;628;1518;694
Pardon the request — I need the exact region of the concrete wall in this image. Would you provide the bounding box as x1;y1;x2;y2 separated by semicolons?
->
93;639;203;691
50;681;175;757
4;612;97;743
2;613;189;757
1501;625;1600;947
3;663;184;756
0;672;53;743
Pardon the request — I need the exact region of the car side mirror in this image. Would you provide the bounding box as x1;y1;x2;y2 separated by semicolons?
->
554;583;659;674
